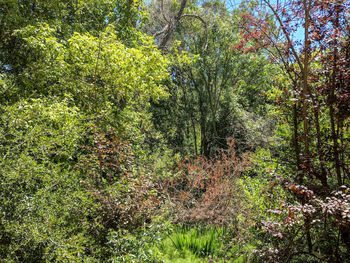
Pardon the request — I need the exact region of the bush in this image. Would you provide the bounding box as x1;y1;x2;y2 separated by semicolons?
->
78;126;162;233
0;98;98;262
162;138;251;226
0;98;163;262
106;219;169;263
255;182;350;263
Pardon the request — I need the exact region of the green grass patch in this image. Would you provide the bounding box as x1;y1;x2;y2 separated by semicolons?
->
169;225;224;258
152;225;256;263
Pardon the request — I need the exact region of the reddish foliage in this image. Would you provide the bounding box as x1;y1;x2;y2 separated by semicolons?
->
239;1;350;259
239;0;350;71
258;180;350;261
84;128;134;183
162;138;251;226
78;127;160;231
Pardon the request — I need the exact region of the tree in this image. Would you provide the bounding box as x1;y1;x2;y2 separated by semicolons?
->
239;0;350;258
146;0;208;51
0;2;172;261
0;0;142;84
148;0;275;156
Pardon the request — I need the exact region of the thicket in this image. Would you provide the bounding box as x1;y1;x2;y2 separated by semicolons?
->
0;0;349;262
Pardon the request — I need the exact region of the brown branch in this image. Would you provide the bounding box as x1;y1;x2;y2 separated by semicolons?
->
156;0;187;50
262;0;304;72
180;14;208;50
153;24;169;38
160;0;170;23
154;0;207;51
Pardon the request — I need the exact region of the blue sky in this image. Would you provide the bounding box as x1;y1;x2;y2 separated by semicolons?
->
227;0;305;41
145;0;305;41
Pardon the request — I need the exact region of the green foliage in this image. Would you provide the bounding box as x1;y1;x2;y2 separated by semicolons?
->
3;0;348;262
154;225;224;262
169;226;223;258
107;219;170;263
0;97;85;163
0;98;98;262
154;225;256;263
1;19;172;157
147;1;276;156
0;97;165;262
0;0;143;74
13;24;169;109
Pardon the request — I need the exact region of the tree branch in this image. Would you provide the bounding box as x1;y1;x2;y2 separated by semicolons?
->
180;14;208;50
263;0;304;72
160;0;170;23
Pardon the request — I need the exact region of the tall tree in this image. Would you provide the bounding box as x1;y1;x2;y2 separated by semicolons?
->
149;0;275;156
240;0;350;258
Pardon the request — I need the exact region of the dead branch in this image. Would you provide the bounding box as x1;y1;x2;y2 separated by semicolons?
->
154;0;208;51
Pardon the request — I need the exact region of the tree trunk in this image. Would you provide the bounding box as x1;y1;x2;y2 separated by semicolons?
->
314;106;328;188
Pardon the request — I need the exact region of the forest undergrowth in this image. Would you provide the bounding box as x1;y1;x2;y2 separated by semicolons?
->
0;0;349;262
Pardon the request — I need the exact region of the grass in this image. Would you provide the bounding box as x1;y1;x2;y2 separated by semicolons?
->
152;225;223;262
168;225;224;258
151;225;256;263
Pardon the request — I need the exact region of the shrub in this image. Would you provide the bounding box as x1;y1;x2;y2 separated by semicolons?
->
0;99;163;262
78;126;162;237
106;218;169;263
162;138;251;226
0;98;97;262
255;181;350;262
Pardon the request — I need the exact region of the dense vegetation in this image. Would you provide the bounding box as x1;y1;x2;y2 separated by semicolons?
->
0;0;349;262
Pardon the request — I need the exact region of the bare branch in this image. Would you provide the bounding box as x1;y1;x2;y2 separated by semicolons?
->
175;0;188;21
263;0;304;72
156;0;188;50
160;0;169;23
180;14;205;24
180;14;208;50
153;24;169;38
153;0;208;51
